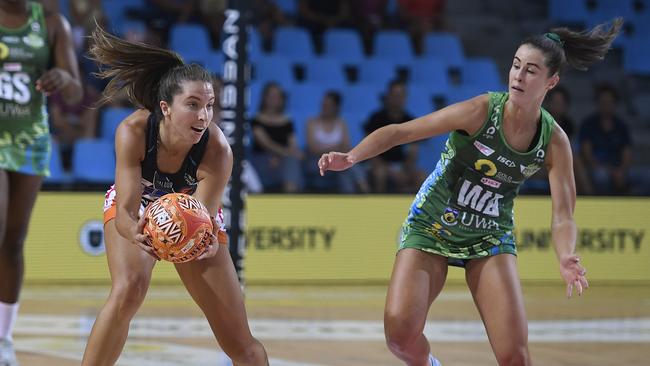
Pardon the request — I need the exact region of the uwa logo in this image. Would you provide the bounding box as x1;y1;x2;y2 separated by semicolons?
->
456;180;503;217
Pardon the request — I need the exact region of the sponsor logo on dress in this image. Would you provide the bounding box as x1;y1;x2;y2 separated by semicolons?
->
457;180;503;217
480;177;501;188
497;155;516;168
441;207;459;226
23;33;44;49
184;173;197;186
153;171;174;189
474;158;517;183
474;141;494;156
460;211;500;230
520;163;541;177
0;71;31;104
3;63;21;72
482;104;502;139
0;36;19;44
474;159;497;176
483;126;497;139
0;43;9;60
495;172;516;183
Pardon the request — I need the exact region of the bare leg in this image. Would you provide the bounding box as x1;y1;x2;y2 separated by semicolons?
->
384;248;448;366
175;246;268;366
0;171;42;303
81;220;156;366
465;254;531;366
0;171;8;277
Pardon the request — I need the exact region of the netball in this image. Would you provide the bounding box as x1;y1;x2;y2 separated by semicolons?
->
143;193;213;263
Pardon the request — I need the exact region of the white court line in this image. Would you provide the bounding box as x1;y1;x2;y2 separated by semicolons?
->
15;338;325;366
19;288;473;301
14;315;650;342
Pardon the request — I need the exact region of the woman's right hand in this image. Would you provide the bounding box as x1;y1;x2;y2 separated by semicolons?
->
133;216;160;260
318;151;355;176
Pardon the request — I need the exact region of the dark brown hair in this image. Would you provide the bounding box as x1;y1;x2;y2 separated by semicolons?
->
521;18;623;76
89;26;213;118
324;90;341;108
258;81;287;113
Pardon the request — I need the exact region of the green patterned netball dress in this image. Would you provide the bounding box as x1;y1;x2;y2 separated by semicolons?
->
0;2;51;176
400;92;555;266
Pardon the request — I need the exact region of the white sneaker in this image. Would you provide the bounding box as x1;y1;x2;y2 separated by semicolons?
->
429;353;441;366
0;338;18;366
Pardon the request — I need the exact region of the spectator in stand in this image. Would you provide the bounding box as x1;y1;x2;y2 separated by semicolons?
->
69;0;107;52
297;0;350;53
49;83;100;171
250;82;304;193
127;0;196;46
579;83;632;195
196;0;226;48
545;87;574;139
252;0;289;52
363;79;424;193
350;0;389;54
397;0;446;54
305;91;369;193
544;86;593;195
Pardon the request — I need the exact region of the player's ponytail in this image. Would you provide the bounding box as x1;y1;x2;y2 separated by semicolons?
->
89;26;212;117
521;18;623;76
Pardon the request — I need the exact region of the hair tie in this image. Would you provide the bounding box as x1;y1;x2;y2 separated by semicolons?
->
544;32;564;48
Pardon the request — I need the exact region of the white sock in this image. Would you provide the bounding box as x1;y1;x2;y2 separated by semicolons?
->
0;302;19;341
429;353;441;366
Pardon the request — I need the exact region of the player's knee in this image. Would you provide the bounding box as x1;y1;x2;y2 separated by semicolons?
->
0;227;28;257
109;275;150;314
384;312;419;352
223;338;265;364
496;345;530;366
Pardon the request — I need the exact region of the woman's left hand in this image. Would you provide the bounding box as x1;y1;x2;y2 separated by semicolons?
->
196;234;220;260
559;254;589;298
36;68;71;95
196;216;223;261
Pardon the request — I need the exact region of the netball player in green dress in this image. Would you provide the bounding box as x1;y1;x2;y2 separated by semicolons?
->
319;19;621;366
0;1;81;364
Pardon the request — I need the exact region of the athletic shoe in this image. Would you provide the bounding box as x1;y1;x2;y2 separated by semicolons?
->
0;338;18;366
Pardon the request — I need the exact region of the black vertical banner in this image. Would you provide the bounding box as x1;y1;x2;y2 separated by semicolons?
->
221;1;250;283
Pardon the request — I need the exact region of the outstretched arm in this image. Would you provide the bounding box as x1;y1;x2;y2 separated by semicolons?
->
547;126;588;298
319;94;489;175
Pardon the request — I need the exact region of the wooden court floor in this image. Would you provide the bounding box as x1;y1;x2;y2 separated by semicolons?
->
13;282;650;365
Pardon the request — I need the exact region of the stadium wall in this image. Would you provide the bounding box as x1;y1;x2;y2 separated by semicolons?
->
24;193;649;284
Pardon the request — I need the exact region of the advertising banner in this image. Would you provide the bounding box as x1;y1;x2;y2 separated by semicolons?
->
24;194;649;284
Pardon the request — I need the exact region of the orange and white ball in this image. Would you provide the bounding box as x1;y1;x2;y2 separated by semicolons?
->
143;193;213;263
